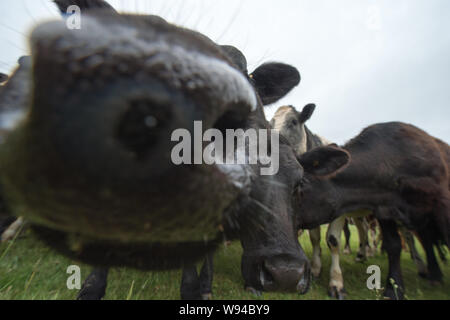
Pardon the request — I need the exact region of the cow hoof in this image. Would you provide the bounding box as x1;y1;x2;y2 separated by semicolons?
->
77;287;104;300
428;279;443;286
355;254;367;263
343;247;351;255
328;286;346;300
202;293;213;300
419;271;443;284
245;287;262;297
418;271;428;279
367;250;375;258
311;268;321;279
383;287;404;300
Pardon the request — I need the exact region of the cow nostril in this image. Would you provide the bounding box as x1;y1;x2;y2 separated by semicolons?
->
260;262;275;288
115;98;172;160
261;258;310;293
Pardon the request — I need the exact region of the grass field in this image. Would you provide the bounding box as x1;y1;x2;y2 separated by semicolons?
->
0;225;449;300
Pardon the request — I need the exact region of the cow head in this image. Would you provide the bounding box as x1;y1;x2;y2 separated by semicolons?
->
295;145;351;229
270;104;316;155
235;133;311;294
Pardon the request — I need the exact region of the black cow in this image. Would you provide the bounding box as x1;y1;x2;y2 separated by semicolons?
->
295;122;450;299
0;0;348;299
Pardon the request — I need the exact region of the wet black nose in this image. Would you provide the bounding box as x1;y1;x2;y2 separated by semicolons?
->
261;256;311;294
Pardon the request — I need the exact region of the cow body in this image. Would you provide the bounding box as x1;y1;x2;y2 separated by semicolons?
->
297;122;450;299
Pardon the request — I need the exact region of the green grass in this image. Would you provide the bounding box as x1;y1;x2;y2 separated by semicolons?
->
0;225;449;300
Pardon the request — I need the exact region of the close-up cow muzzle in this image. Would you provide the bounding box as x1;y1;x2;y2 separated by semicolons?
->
0;13;257;269
242;251;311;295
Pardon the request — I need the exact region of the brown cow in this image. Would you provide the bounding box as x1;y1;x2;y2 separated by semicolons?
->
296;122;450;299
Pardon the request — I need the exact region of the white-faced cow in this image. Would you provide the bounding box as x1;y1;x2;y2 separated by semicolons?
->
0;0;351;300
271;104;373;298
295;122;450;299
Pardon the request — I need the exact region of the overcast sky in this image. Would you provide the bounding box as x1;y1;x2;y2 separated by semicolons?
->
0;0;449;144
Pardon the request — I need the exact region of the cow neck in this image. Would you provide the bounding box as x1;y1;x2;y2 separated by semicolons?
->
331;145;400;216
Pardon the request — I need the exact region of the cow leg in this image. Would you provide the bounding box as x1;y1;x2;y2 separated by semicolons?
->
180;263;202;300
365;217;377;257
1;217;24;242
355;217;369;262
342;219;352;255
326;216;346;300
309;227;322;278
417;229;443;284
378;218;404;300
369;219;379;254
198;252;214;300
0;216;18;236
400;228;427;278
77;268;109;300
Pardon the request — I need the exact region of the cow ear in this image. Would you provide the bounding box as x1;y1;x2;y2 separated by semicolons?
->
298;103;316;123
0;73;8;84
298;145;350;178
220;45;248;74
53;0;117;15
250;63;300;105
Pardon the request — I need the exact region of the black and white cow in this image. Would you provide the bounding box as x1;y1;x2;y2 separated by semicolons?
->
271;104;372;299
295;122;450;299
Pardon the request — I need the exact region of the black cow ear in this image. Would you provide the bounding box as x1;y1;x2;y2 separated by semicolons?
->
220;45;248;74
298;145;350;178
298;104;316;123
53;0;117;15
250;63;300;105
0;73;8;84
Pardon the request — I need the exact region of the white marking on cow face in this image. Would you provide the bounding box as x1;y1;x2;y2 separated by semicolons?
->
271;106;308;155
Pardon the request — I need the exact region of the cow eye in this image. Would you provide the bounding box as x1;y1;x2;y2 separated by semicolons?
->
291;119;298;126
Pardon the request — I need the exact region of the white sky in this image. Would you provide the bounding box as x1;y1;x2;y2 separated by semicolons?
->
0;0;449;144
